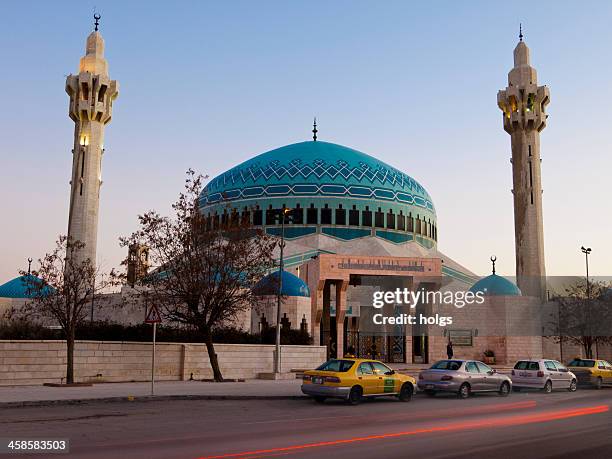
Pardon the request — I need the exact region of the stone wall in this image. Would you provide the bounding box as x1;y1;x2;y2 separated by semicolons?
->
0;340;327;386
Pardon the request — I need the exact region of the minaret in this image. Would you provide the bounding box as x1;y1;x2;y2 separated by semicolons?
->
65;15;119;265
497;28;549;301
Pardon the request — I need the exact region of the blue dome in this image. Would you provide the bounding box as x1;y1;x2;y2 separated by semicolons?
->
200;141;434;213
469;274;521;297
0;274;53;299
253;270;310;298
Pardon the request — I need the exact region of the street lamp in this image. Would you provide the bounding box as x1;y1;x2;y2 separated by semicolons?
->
275;207;292;375
581;246;592;299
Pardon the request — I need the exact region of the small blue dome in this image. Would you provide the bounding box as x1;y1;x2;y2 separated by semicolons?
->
0;274;53;299
253;270;310;298
469;274;521;297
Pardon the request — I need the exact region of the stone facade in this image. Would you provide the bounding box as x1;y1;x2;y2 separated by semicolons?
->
0;340;326;386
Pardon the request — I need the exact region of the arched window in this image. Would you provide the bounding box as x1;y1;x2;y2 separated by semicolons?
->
306;204;317;224
407;213;414;232
321;204;332;224
375;207;384;228
397;211;405;231
386;209;395;229
253;205;263;226
349;205;359;226
362;206;372;227
292;203;304;224
335;204;346;225
265;205;275;225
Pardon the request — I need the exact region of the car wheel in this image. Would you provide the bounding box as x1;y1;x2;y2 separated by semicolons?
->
398;383;413;402
458;383;471;399
595;377;603;390
346;386;363;405
568;379;577;392
543;380;552;393
425;390;436;397
498;381;511;397
313;396;326;403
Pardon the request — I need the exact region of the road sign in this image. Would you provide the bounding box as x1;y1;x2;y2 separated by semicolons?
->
144;305;162;324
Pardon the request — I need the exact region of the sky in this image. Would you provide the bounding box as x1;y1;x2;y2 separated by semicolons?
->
1;0;611;282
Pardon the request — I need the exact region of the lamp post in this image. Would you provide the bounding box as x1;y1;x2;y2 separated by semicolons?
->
581;246;591;299
275;208;291;375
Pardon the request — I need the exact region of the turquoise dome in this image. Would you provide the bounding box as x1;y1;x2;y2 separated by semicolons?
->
200;141;434;212
199;141;438;248
253;270;310;298
469;274;521;297
0;274;53;299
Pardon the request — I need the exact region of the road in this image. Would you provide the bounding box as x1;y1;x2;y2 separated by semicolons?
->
2;389;611;459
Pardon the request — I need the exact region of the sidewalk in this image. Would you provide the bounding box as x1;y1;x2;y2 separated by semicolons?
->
0;379;305;407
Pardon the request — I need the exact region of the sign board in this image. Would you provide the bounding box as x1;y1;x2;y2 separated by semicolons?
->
448;329;473;347
144;305;162;324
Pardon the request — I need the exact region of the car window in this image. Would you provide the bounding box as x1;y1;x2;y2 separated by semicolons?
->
544;361;557;371
465;362;479;373
357;363;374;375
476;362;492;373
431;360;462;371
316;359;355;372
371;362;392;375
514;361;539;371
568;359;595;368
554;361;567;371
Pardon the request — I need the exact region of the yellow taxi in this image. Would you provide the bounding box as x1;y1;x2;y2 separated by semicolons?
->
301;358;416;404
567;358;612;389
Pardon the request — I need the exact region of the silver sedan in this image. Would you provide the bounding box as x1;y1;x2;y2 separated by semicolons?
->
417;360;512;398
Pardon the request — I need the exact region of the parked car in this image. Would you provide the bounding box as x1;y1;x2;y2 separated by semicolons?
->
301;358;416;405
566;358;612;389
511;359;577;393
417;360;511;399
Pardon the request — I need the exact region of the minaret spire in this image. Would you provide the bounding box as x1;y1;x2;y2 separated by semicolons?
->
490;256;497;275
65;20;119;265
519;23;523;42
497;32;549;301
312;117;318;141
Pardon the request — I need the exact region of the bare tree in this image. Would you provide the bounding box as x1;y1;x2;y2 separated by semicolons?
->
121;170;277;381
549;279;612;359
20;236;113;384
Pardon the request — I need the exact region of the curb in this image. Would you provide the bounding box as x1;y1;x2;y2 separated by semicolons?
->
0;394;309;408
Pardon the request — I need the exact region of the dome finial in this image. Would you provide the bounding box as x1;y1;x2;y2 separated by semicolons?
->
27;257;33;275
94;12;101;32
519;23;523;42
312;117;318;142
490;255;497;275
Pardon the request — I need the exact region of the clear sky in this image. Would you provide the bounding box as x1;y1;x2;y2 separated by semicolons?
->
1;0;610;282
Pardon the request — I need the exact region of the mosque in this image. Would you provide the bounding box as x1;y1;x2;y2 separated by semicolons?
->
3;20;606;365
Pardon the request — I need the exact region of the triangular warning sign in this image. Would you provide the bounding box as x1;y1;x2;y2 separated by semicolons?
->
144;305;162;323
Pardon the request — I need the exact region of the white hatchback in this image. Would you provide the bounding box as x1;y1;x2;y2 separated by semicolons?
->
511;359;577;393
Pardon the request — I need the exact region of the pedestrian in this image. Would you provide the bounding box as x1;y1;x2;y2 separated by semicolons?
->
447;341;454;359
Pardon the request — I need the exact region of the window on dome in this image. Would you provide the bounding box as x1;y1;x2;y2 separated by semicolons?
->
362;206;372;227
253;207;263;226
213;214;220;229
221;210;229;226
306;204;317;224
397;212;405;231
266;206;276;225
415;216;421;234
292;204;304;224
241;207;250;225
349;206;359;226
386;210;396;229
321;204;332;225
230;210;239;227
408;214;414;232
335;205;346;225
375;208;384;228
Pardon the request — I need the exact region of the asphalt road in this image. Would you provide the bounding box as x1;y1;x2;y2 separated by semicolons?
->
2;389;611;459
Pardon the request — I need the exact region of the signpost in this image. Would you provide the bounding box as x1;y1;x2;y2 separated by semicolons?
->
144;305;162;395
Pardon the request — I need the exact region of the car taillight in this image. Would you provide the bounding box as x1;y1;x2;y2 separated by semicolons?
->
511;370;515;375
302;374;311;381
324;376;341;383
441;375;453;381
537;371;544;377
418;374;423;380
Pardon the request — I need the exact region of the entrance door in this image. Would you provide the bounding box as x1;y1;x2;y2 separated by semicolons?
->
412;335;429;364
